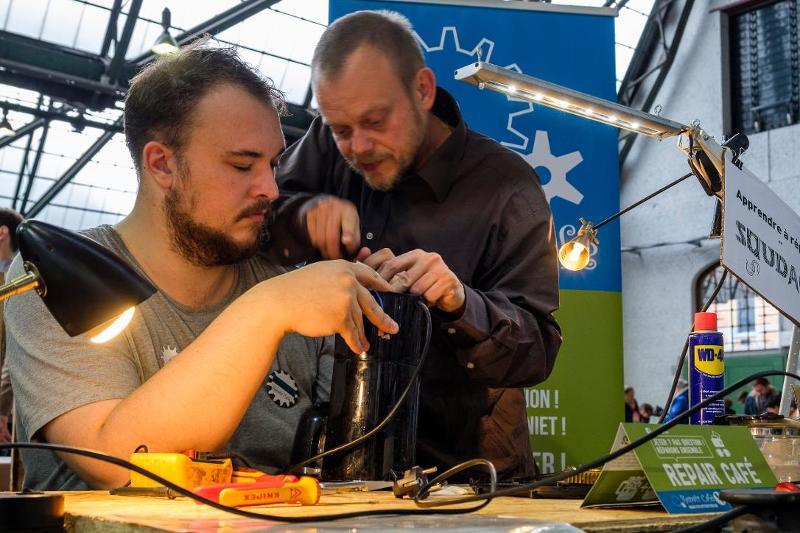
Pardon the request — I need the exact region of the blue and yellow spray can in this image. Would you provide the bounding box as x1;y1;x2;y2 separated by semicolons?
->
688;312;725;425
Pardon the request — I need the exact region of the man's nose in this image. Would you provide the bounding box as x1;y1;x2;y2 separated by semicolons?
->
351;129;374;156
254;165;280;201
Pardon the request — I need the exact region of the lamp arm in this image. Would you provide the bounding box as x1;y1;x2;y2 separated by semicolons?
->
593;171;694;231
0;262;45;302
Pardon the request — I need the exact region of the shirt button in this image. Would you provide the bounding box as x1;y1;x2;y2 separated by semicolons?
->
366;232;374;240
447;328;456;334
466;362;475;369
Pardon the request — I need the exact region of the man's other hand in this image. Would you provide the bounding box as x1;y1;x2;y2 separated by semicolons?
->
359;248;466;315
270;260;399;353
301;195;361;260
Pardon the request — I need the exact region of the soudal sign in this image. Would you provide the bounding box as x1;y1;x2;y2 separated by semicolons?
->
723;159;800;325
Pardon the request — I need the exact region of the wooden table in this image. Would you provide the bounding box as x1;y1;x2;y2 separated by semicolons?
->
60;490;717;532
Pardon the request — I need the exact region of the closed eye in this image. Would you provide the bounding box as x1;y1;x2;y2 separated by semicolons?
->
232;164;252;171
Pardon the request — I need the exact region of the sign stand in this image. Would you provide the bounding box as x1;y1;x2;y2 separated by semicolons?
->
779;326;800;416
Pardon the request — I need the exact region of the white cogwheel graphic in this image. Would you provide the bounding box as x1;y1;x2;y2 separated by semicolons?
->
523;131;583;205
416;27;534;151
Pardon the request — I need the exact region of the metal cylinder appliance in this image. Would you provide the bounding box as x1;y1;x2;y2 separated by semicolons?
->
291;292;430;481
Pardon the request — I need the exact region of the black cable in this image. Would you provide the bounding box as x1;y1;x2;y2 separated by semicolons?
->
404;369;800;507
287;300;433;474
670;505;751;533
658;266;728;423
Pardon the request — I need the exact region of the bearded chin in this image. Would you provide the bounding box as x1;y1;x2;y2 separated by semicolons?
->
164;190;262;267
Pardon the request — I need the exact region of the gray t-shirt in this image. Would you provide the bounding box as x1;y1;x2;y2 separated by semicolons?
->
4;225;333;490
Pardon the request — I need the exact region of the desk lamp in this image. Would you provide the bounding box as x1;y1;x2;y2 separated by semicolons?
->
1;219;156;340
454;61;733;271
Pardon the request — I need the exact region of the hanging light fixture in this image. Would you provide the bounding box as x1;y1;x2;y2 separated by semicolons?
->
0;108;14;137
151;7;179;56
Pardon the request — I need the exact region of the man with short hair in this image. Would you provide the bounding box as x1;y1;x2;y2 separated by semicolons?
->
745;378;780;415
5;42;397;490
0;207;23;445
269;10;561;480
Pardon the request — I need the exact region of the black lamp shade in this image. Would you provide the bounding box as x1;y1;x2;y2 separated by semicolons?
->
16;220;156;337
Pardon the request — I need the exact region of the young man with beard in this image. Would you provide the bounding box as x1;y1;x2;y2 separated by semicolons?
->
269;11;561;480
4;43;397;490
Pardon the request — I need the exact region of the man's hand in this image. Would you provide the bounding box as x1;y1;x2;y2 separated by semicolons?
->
266;260;399;353
359;248;466;314
301;195;361;259
0;414;11;443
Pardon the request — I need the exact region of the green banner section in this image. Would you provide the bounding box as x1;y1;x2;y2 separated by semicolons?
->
584;423;776;513
526;289;623;473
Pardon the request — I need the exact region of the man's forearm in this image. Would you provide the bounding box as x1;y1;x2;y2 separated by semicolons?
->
50;282;288;488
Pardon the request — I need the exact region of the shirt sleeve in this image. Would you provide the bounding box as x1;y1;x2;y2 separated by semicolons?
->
4;256;141;441
437;183;562;388
266;116;340;265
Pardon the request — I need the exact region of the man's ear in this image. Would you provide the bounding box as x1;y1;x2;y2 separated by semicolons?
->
0;226;8;241
414;67;437;111
141;141;178;191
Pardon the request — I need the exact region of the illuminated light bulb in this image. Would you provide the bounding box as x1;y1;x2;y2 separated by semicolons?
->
507;85;518;94
608;115;618;123
630;122;640;130
533;93;543;101
557;219;597;272
584;108;594;116
558;241;590;271
89;307;136;343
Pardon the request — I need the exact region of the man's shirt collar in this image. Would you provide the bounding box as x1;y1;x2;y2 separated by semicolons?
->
411;87;467;203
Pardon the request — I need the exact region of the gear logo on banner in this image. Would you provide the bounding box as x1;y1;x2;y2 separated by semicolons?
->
417;27;584;206
524;131;584;205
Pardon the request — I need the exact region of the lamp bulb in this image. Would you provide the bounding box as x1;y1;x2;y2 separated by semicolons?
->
89;307;136;344
558;240;591;271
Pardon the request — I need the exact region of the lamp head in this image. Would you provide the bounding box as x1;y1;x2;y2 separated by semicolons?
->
16;220;156;338
151;8;179;56
558;218;598;272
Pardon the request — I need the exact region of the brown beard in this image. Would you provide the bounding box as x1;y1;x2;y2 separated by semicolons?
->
163;178;270;267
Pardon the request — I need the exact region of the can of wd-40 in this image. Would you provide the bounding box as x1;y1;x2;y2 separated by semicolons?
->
688;312;725;424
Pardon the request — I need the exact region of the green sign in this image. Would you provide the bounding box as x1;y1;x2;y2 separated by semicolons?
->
583;423;776;513
527;291;623;473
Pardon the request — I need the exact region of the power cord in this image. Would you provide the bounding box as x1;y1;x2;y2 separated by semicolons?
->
658;266;728;422
287;299;432;474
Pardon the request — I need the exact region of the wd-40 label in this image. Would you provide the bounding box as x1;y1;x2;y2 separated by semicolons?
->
689;334;725;425
693;345;724;376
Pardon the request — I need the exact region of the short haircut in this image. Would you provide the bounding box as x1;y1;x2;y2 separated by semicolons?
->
312;10;424;89
0;207;23;252
124;38;286;174
754;377;771;388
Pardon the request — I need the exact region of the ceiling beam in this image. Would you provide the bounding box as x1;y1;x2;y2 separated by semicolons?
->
24;118;123;217
104;0;143;84
0;101;123;134
0;118;47;150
